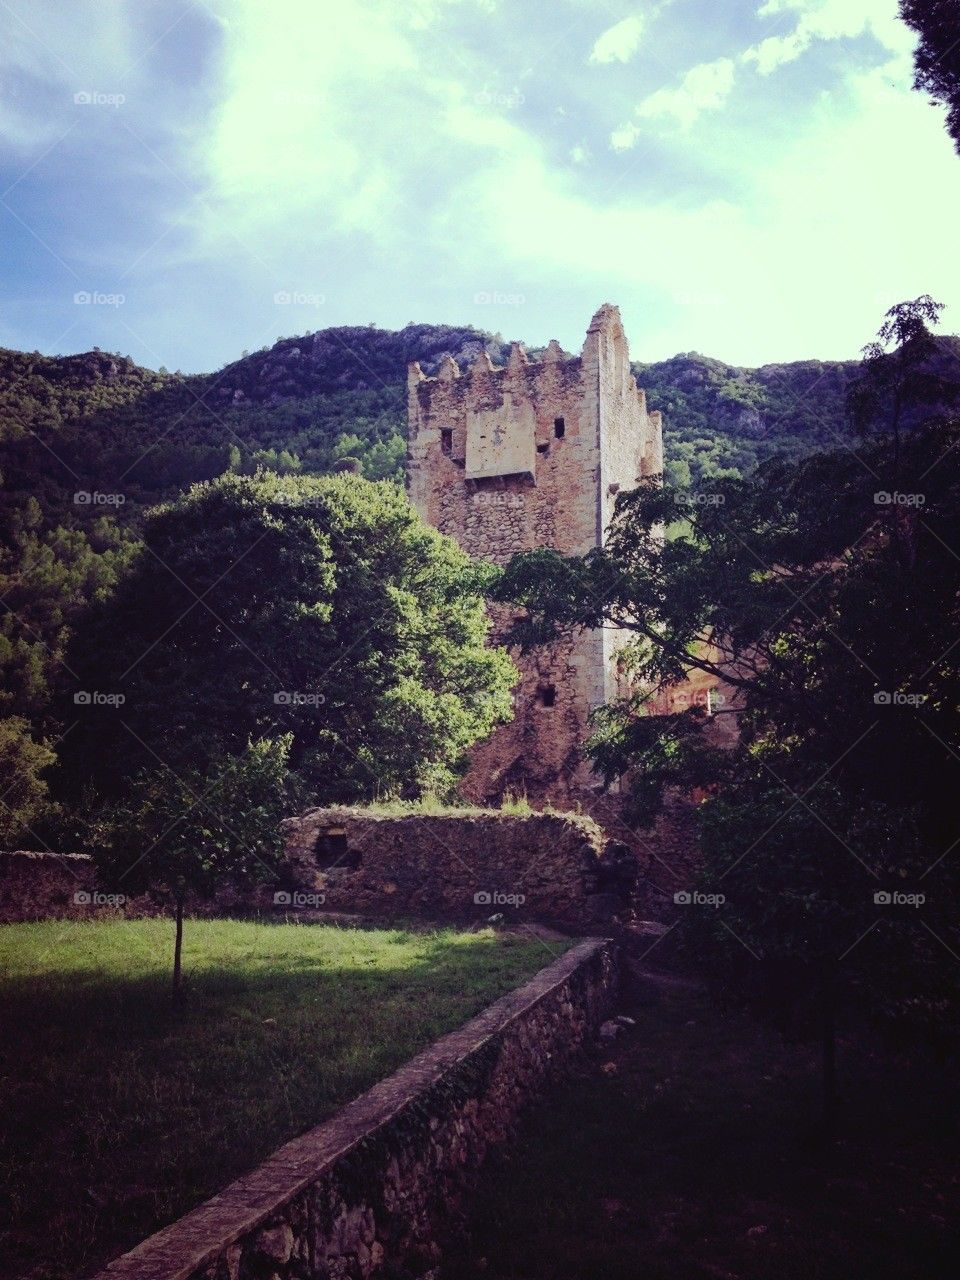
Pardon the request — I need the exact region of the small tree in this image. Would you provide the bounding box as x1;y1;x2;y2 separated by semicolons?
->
0;718;55;847
93;736;291;999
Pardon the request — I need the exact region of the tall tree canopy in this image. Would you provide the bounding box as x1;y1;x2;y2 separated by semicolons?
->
900;0;960;153
495;302;960;1062
60;471;516;808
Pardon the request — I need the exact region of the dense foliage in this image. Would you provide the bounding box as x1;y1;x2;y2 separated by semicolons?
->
900;0;960;154
2;316;959;846
496;302;960;1076
60;471;516;815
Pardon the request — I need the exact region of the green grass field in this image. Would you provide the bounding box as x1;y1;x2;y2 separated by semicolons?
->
0;916;564;1280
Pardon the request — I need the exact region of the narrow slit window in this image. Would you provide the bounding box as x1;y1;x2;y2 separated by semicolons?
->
440;428;453;456
554;417;565;439
538;684;557;707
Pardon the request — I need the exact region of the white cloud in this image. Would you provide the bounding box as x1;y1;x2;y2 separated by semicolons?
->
445;54;960;364
745;0;915;74
588;14;645;65
634;57;737;128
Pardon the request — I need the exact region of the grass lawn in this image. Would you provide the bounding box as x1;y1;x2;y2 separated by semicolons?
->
0;916;566;1280
448;971;960;1280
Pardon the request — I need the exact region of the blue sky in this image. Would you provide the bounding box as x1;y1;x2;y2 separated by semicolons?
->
1;0;958;373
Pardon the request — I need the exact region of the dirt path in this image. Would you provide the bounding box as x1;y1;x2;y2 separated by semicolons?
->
445;968;960;1279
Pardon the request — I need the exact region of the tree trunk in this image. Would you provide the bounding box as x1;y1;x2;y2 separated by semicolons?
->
172;897;184;1004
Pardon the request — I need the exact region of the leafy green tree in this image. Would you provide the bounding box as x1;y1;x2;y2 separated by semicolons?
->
900;0;960;153
61;471;516;807
93;736;290;998
0;718;56;847
496;306;960;1112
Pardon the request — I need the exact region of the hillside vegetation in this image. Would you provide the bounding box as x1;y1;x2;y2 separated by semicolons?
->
2;319;958;844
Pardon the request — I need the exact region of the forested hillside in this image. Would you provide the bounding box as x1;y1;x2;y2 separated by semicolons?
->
2;319;959;844
10;322;957;530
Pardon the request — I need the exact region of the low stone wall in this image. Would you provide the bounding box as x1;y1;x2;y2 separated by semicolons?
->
93;936;618;1280
282;806;632;927
1;806;637;927
0;850;96;922
0;851;264;924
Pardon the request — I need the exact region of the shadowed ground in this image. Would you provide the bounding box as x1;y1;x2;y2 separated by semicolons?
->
449;967;960;1280
0;916;565;1280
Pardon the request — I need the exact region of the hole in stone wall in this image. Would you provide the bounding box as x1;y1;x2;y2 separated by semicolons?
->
440;428;453;456
314;830;360;870
538;684;557;707
536;442;549;454
554;417;565;439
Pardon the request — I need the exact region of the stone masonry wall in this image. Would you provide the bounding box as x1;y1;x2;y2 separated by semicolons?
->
406;303;663;806
0;850;267;924
0;808;637;927
282;807;631;928
92;937;619;1280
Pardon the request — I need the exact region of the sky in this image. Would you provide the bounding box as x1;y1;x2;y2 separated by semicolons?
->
1;0;958;373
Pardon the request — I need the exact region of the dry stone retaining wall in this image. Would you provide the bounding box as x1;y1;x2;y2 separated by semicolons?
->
281;806;631;927
92;936;619;1280
0;807;636;927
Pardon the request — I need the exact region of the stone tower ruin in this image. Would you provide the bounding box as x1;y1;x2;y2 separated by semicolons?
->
407;303;663;804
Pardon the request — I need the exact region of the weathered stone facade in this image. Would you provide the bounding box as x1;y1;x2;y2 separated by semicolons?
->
0;807;638;927
407;303;663;805
281;806;634;927
91;938;619;1280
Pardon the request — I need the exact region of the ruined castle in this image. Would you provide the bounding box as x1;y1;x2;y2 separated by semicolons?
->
407;303;663;804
